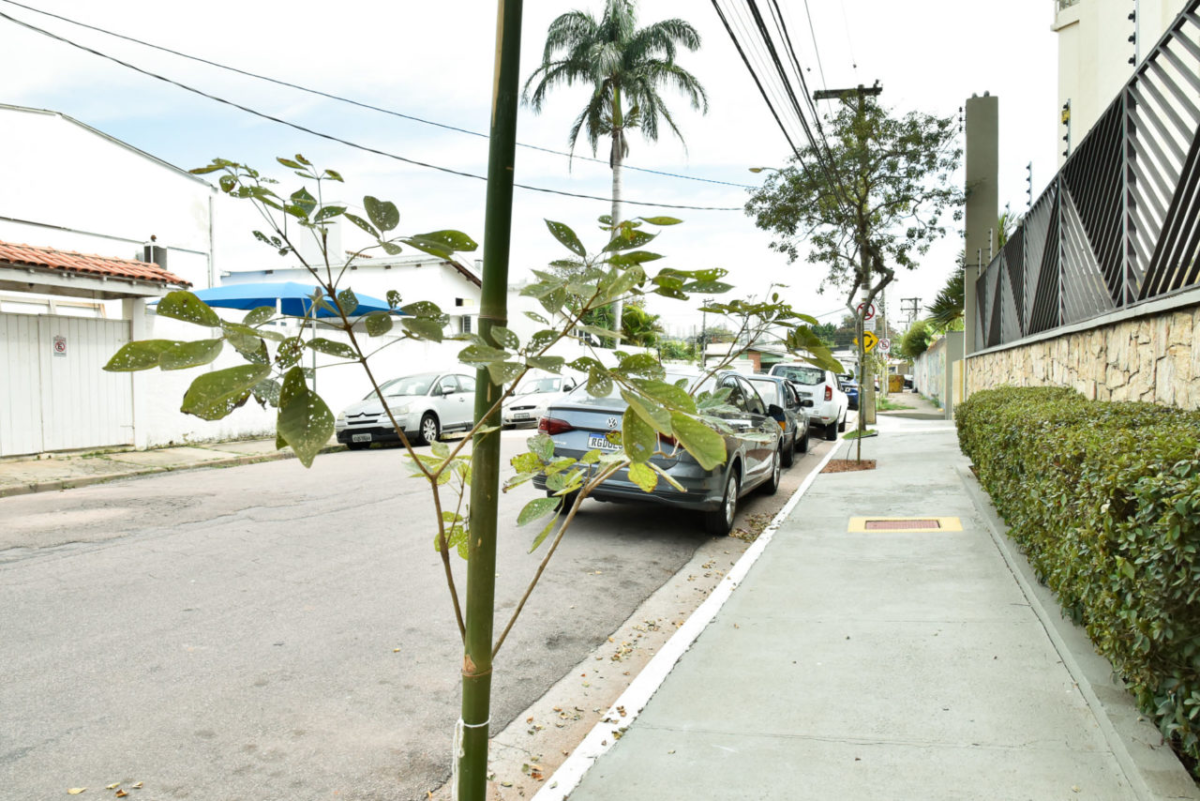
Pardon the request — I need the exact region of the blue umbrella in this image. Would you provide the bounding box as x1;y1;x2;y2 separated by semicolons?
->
189;282;402;318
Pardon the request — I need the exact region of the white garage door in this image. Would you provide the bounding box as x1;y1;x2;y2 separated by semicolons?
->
0;313;134;456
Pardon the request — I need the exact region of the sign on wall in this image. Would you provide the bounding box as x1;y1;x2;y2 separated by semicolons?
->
52;334;67;357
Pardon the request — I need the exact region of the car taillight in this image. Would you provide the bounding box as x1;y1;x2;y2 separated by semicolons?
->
824;385;833;402
538;417;574;435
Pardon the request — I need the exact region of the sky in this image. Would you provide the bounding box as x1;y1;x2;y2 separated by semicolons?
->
1;0;1060;337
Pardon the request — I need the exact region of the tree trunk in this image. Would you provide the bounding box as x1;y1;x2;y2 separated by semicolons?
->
610;130;624;342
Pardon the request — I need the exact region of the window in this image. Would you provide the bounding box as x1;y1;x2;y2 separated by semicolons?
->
438;376;460;395
773;365;824;385
722;377;749;413
739;378;767;415
458;374;476;392
460;315;473;334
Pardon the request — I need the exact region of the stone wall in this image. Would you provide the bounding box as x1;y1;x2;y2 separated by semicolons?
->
966;301;1200;409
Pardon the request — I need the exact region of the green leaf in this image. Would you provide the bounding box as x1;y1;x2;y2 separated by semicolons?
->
364;196;399;232
336;288;359;316
401;317;446;342
608;251;663;267
386;290;402;309
459;344;509;364
104;340;174;371
315;205;346;222
669;412;726;471
222;320;283;342
156;291;221;328
379;241;403;256
530;511;560;552
518;497;559;527
400;300;444;318
682;281;734;294
487;360;524;385
181;364;270;421
529;432;556;462
252;378;281;407
649;461;686;491
526;355;564;373
323;169;344;182
294;153;312;166
305;338;357;359
277;157;304;169
545;220;586;258
525;310;549;325
587;367;613;397
226;332;269;365
364;311;394;336
402;230;479;258
602;229;656;253
344;213;379;238
633;379;697;413
275;336;305;368
628;462;658;493
616;353;665;379
289;187;317;218
623;407;656;464
490;326;520;350
431;440;450;458
597;265;645;304
569;357;605;373
159;339;224;371
637;216;683;226
580;449;601;464
621;390;672;434
243;306;276;326
276;366;334;468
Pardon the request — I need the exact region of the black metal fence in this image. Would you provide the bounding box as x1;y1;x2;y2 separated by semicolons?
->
975;0;1200;350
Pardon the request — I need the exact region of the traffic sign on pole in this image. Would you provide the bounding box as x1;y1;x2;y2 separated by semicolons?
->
862;331;879;352
879;337;891;353
857;302;876;320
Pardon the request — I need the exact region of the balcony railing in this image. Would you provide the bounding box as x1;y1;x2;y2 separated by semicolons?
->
974;0;1200;351
1056;0;1080;12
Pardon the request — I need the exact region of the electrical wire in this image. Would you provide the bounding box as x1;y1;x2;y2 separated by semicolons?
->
0;8;742;212
801;0;829;94
0;0;756;191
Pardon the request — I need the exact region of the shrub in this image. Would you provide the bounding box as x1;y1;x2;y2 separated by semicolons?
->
957;387;1200;760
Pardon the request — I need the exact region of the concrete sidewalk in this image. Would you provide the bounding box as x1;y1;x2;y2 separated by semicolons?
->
0;438;342;498
551;414;1198;800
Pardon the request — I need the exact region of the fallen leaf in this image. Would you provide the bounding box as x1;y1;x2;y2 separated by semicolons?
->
116;792;129;799
68;790;87;796
131;783;143;790
106;785;120;791
393;648;401;653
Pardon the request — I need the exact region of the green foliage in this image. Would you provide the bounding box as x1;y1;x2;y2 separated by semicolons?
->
958;387;1200;764
898;319;935;360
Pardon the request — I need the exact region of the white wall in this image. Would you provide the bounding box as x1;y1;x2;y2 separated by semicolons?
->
0;106;216;289
1054;0;1189;162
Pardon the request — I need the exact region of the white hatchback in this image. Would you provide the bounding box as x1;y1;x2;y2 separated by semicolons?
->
501;374;578;427
768;363;849;441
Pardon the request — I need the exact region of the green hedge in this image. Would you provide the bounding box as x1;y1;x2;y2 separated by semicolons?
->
957;387;1200;759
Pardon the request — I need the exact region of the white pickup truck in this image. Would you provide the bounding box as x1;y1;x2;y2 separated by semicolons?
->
768;363;849;440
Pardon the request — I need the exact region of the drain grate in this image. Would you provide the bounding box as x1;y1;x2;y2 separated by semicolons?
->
847;517;963;533
865;519;940;530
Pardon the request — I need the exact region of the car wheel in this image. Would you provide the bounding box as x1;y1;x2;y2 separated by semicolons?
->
703;467;740;537
781;431;795;468
346;441;370;451
824;422;837;441
762;447;781;496
838;414;847;433
419;413;440;445
797;429;809;455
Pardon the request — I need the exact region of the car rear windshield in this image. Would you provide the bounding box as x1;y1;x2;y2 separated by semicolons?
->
773;366;824;385
748;380;783;406
516;377;561;394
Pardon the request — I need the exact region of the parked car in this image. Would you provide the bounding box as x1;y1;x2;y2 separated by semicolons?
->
533;369;784;536
837;374;860;411
502;374;577;427
745;374;812;467
768;363;849;441
335;371;476;449
903;374;914;390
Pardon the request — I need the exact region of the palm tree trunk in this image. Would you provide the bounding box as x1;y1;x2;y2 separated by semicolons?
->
609;90;625;345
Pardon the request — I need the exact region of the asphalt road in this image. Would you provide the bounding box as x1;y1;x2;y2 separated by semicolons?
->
0;428;833;800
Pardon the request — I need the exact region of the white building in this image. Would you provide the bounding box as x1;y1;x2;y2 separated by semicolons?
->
1053;0;1189;158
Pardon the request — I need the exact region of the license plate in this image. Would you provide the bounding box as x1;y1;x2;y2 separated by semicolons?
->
587;434;619;451
513;413;531;420
351;433;372;443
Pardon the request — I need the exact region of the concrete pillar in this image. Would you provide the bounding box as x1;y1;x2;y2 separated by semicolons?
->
964;93;999;358
122;297;149;449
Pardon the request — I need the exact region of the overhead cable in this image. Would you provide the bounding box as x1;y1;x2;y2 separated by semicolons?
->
0;9;741;212
0;0;755;191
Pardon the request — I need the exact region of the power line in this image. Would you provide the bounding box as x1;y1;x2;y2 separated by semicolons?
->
800;0;829;94
0;9;741;212
0;0;755;191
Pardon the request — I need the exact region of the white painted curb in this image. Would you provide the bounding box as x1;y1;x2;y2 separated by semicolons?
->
532;443;842;801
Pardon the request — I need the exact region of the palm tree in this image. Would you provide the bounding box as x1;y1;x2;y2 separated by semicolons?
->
928;208;1021;328
523;0;708;331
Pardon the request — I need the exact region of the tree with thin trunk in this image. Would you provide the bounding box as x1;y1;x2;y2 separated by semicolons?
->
523;0;708;335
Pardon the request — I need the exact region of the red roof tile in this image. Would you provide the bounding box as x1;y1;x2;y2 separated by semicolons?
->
0;240;191;287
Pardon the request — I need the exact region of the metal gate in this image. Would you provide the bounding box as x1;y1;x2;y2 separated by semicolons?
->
0;313;134;456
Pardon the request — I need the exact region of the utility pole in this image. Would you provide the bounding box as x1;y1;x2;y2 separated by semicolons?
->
458;2;523;800
814;82;882;453
902;297;921;328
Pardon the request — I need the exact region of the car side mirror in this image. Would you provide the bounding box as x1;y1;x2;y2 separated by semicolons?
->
767;403;785;421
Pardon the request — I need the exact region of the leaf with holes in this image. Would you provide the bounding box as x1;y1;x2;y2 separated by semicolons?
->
156;291;221;327
401;317;445;342
315;205;346;222
490;326;520;350
276;366;334;468
243;306;276;326
159;339;224;371
487;360;524;385
363;311;393;336
181;364;270;421
602;229;656;253
307;338;358;359
336;288;359;316
530;511;560;553
623;407;656;464
637;215;683;226
525;310;549;325
633;379;696;413
669;412;726;471
459;344;509;364
400;300;443;318
344;213;379;238
587;367;612;397
621;390;671;434
253;378;281;407
518;497;559;527
545;220;586;257
402;230;478;258
104;339;174;372
289;187;317;218
364;196;399;232
526;355;564;373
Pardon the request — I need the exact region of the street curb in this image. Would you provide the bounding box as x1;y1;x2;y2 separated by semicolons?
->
958;465;1200;801
0;444;346;499
532;442;842;801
